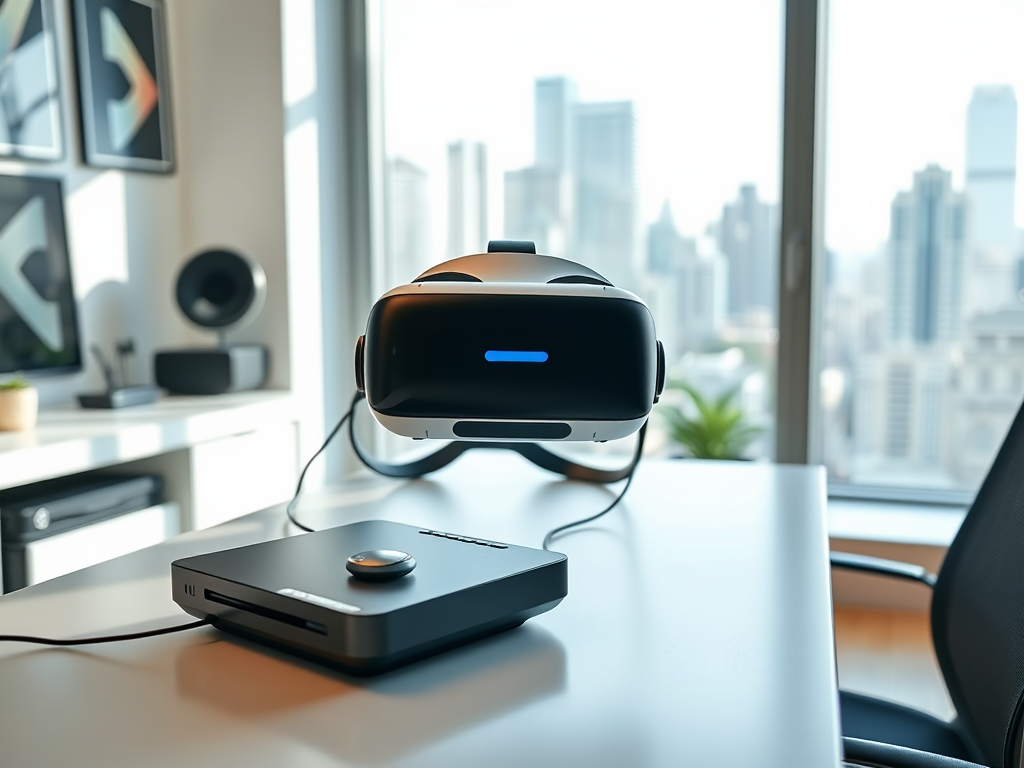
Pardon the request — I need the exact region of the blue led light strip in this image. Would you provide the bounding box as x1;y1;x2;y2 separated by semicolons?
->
484;350;549;363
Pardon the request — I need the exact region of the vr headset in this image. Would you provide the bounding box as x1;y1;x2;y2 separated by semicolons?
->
354;241;664;444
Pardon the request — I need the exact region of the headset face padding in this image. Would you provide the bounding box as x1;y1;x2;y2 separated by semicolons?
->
175;249;266;330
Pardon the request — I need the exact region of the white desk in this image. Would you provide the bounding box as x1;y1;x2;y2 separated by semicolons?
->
0;455;840;767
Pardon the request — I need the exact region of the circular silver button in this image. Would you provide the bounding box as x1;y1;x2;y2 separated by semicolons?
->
346;549;416;582
32;508;51;530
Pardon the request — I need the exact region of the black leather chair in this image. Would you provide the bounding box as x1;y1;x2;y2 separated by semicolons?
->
832;398;1024;768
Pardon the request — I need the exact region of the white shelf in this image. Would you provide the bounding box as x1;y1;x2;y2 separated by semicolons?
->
0;390;298;490
0;390;301;593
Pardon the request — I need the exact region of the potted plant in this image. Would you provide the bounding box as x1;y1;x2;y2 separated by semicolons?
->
0;373;38;431
660;382;763;460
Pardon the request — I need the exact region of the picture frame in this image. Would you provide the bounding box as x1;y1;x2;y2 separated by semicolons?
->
0;174;82;377
72;0;174;173
0;0;64;161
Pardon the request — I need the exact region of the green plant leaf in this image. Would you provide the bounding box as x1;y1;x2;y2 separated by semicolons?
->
660;380;763;460
0;372;29;390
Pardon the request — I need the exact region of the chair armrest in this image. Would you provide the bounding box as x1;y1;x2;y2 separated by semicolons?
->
843;737;986;768
831;551;938;588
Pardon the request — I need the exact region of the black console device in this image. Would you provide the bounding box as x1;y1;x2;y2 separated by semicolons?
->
0;473;162;540
171;520;567;675
2;473;163;591
78;385;160;409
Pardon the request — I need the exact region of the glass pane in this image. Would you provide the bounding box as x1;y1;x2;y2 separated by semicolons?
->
822;0;1024;493
381;0;783;460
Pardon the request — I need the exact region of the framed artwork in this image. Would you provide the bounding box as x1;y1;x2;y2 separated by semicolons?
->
0;175;81;376
0;0;64;160
72;0;174;173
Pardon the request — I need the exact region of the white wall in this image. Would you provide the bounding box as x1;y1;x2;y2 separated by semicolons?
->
172;0;289;386
1;0;289;406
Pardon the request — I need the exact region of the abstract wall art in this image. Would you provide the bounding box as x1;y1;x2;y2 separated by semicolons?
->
72;0;174;172
0;0;64;160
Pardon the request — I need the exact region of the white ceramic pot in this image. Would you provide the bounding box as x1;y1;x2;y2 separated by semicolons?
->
0;387;38;431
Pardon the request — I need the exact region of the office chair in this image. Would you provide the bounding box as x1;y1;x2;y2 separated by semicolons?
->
832;396;1024;768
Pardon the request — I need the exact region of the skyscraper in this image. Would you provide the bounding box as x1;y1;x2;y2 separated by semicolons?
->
504;77;577;256
853;348;950;472
647;200;684;275
887;165;967;345
385;157;430;287
951;310;1024;486
573;101;636;287
447;140;487;258
645;202;726;354
717;184;777;318
966;85;1018;257
535;77;577;172
503;166;571;257
506;77;638;272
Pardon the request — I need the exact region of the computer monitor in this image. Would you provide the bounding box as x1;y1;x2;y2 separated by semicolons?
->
0;175;81;377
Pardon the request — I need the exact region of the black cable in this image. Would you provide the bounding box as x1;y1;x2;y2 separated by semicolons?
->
0;618;210;647
0;403;640;649
0;400;357;649
288;390;648;548
348;390;639;482
285;393;361;533
542;421;647;551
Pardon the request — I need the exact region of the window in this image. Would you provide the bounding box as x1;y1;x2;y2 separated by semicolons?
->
820;0;1024;494
348;1;1020;500
380;0;783;460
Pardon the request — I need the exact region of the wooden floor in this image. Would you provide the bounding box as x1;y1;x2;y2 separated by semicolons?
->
833;606;955;721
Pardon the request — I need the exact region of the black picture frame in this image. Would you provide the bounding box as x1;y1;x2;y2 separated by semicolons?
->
0;175;82;377
0;0;64;161
71;0;174;173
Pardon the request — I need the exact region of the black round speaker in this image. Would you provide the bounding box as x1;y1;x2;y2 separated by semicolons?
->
174;249;266;330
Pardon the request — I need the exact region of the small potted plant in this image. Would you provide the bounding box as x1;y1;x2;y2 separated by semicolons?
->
0;373;38;431
660;382;763;460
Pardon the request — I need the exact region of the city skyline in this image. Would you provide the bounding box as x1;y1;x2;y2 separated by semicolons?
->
831;83;1024;490
382;0;783;256
384;0;1024;261
384;71;1024;488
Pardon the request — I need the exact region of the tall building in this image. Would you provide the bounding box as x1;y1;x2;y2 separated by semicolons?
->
503;167;571;257
385;157;430;287
573;101;636;287
505;79;637;277
683;236;728;349
645;202;726;354
647;200;683;275
853;349;952;480
535;77;576;172
447;140;487;258
503;79;576;257
950;310;1024;486
887;165;967;345
966;85;1017;257
716;184;777;318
